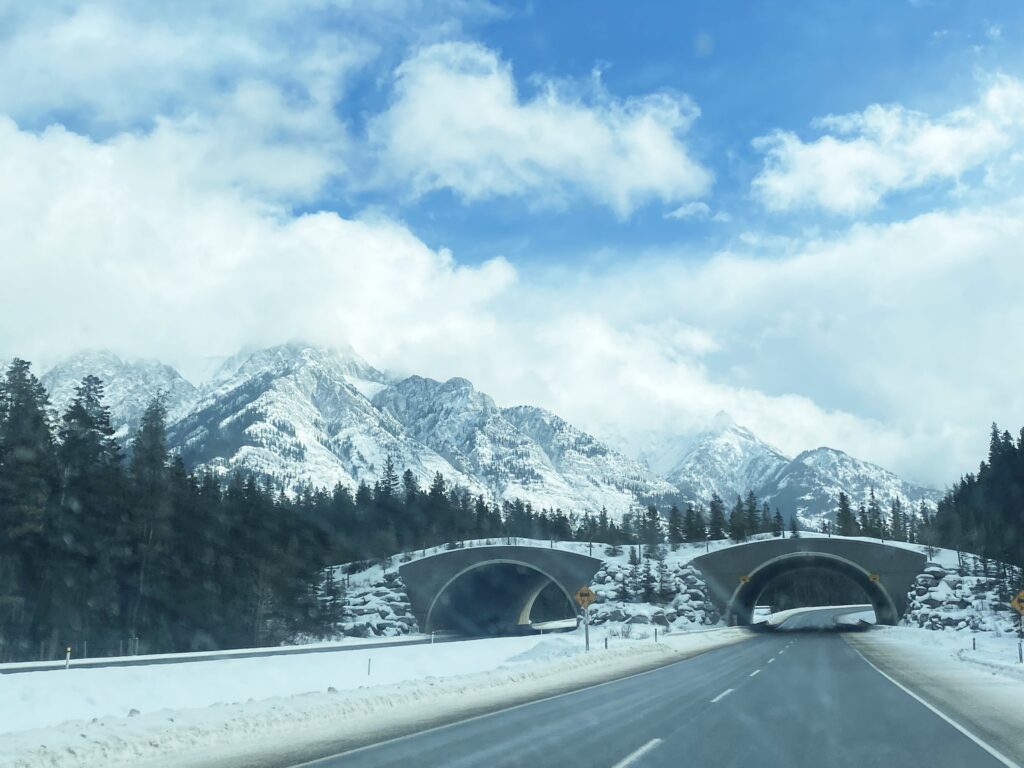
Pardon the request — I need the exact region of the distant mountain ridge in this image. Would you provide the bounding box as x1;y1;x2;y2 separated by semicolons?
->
663;420;941;527
39;344;942;524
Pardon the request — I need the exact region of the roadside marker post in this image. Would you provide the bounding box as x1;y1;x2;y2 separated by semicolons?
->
65;646;70;670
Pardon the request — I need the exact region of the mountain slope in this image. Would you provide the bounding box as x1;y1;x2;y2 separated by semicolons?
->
655;417;940;527
763;447;942;528
37;344;943;524
373;376;678;513
167;345;480;493
41;350;198;438
665;421;790;505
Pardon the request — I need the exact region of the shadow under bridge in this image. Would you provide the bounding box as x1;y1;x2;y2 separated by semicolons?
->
399;546;605;636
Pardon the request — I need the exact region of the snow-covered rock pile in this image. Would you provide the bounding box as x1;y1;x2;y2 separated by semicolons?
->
903;562;1020;633
336;570;419;638
587;561;720;631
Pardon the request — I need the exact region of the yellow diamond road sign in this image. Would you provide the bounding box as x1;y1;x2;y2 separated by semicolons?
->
575;585;596;608
1011;590;1024;615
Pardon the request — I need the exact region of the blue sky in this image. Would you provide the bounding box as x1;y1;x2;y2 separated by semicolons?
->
2;0;1024;485
324;0;1024;266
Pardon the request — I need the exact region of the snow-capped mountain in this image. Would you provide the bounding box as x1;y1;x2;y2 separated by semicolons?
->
167;344;479;493
41;350;198;438
374;375;678;513
762;447;942;528
38;343;943;524
655;417;941;528
665;419;790;505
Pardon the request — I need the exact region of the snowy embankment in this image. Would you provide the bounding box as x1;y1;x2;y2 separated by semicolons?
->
0;627;752;768
855;625;1024;680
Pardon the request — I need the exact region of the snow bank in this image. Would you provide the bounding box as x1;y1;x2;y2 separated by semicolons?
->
0;628;752;768
860;625;1024;680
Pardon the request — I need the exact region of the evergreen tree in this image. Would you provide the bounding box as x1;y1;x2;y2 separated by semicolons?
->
656;559;674;603
772;508;784;537
835;491;858;537
124;395;171;642
728;495;747;542
667;505;684;550
759;501;771;536
788;516;800;538
376;455;399;499
641;559;656;603
707;493;727;540
866;489;884;539
597;507;611;543
54;376;124;649
743;490;759;536
641;504;663;554
889;497;905;542
0;359;59;659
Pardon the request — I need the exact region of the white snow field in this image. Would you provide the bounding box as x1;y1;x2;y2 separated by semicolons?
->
0;627;752;768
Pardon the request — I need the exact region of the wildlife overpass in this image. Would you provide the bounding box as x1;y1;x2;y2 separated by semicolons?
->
692;537;926;625
399;545;604;635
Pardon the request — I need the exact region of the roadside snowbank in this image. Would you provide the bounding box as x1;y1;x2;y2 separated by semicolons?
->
0;627;752;768
858;625;1024;680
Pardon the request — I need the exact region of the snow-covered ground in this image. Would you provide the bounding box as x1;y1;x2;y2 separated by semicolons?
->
858;625;1024;681
0;627;752;768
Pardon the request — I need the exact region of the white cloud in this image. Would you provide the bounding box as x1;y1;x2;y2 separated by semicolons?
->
0;118;514;376
752;75;1024;214
665;201;711;220
370;42;713;216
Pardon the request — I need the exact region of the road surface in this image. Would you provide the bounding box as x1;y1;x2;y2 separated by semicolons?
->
770;604;874;631
298;610;1012;768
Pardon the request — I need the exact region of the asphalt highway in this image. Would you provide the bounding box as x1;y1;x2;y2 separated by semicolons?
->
301;609;1012;768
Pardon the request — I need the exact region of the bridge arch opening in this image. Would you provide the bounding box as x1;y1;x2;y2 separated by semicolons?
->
425;560;577;635
728;552;899;626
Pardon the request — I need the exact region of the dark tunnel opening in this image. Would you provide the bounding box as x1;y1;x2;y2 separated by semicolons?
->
427;562;576;635
730;554;898;627
756;566;871;612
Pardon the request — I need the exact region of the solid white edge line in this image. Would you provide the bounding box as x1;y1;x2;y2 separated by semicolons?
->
289;633;755;768
851;647;1020;768
710;687;734;703
610;738;663;768
749;669;761;677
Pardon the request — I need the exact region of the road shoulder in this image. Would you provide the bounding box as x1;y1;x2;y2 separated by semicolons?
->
845;628;1024;767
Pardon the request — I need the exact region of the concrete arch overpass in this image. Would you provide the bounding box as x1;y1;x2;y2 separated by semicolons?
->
399;546;604;635
692;537;926;626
